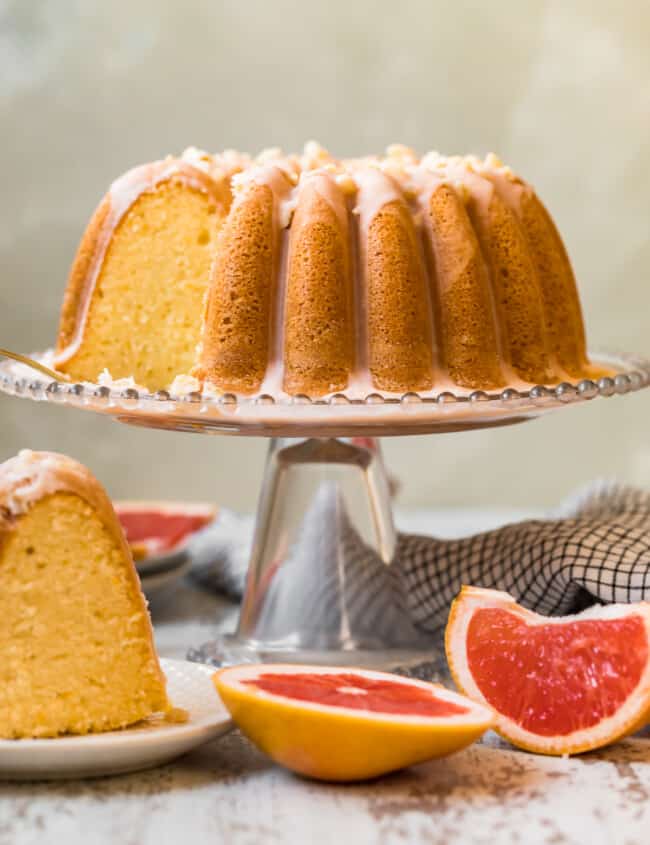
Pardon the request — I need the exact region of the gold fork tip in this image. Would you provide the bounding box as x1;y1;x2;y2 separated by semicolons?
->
0;348;71;383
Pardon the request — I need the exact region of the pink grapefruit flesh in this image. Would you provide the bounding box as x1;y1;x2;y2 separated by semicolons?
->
467;608;647;736
446;586;650;755
115;502;215;558
244;671;469;717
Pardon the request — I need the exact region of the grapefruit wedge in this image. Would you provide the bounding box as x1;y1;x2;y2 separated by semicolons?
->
446;586;650;756
115;501;216;561
213;664;493;781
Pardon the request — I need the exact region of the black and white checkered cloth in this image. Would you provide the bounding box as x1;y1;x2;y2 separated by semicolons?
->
188;481;650;636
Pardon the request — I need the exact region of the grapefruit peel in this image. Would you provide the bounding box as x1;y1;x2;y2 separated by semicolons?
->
213;664;494;781
445;586;650;756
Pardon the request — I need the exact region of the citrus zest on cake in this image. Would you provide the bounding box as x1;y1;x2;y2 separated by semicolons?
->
55;143;603;397
0;450;171;738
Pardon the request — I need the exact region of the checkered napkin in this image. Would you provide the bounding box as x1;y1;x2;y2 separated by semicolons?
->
188;481;650;635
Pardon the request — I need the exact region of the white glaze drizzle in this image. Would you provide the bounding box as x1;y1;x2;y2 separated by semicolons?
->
60;143;571;399
0;450;69;518
54;159;222;368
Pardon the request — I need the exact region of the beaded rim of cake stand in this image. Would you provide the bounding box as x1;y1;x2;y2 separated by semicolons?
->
0;351;648;428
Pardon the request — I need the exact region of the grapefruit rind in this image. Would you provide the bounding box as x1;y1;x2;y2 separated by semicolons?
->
115;500;217;518
445;586;650;756
214;664;494;782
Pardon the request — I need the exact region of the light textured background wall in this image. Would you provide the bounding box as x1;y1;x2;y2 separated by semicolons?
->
1;0;649;509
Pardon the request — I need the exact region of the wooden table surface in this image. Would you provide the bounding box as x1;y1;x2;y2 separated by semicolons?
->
2;509;650;845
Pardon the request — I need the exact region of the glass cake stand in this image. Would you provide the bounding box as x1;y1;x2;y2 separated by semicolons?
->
1;351;648;670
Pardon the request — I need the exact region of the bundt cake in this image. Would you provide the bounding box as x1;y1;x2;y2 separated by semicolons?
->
54;143;598;397
0;450;170;738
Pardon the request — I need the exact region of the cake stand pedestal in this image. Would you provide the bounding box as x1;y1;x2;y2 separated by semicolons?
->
190;436;435;669
1;351;648;669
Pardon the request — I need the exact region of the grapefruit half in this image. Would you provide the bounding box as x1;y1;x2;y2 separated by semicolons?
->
446;586;650;755
213;664;493;781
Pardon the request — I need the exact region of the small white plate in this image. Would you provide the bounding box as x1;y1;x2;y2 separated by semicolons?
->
135;547;190;577
140;557;193;601
0;658;232;780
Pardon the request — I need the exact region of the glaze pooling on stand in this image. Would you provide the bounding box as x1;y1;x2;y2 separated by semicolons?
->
0;349;647;438
53;142;602;398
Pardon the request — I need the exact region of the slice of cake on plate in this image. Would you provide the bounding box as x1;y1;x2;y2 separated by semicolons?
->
0;450;171;738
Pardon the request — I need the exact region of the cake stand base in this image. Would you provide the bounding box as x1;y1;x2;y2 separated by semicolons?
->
188;637;444;677
189;437;441;671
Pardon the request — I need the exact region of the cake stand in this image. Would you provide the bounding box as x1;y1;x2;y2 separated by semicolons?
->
1;351;648;669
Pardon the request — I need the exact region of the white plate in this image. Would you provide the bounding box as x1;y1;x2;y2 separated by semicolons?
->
140;556;192;601
135;546;190;576
0;658;232;780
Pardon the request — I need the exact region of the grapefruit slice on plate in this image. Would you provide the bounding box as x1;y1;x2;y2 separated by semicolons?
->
115;501;216;562
446;586;650;756
213;664;493;781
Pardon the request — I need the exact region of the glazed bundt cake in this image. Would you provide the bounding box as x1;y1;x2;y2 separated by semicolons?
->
54;143;597;397
0;450;170;738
